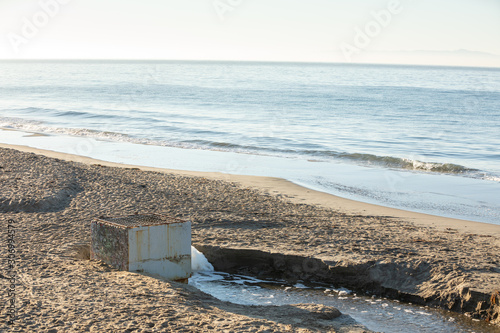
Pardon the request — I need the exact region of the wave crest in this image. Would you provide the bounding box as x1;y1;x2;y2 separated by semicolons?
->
0;116;496;181
335;153;476;173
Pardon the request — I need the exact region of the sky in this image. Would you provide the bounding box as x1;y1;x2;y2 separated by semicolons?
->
1;0;499;67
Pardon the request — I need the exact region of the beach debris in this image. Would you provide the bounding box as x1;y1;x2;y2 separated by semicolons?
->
91;213;192;281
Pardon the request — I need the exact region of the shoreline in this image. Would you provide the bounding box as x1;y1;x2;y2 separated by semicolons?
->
2;142;499;238
1;125;499;225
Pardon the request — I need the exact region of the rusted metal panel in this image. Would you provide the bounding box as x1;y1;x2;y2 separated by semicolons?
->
91;220;129;270
90;214;191;280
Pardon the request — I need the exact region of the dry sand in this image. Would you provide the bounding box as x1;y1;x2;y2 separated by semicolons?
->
1;144;499;332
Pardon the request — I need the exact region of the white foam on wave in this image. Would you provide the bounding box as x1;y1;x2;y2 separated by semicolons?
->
0;116;157;145
0;116;43;128
0;116;257;154
483;175;500;182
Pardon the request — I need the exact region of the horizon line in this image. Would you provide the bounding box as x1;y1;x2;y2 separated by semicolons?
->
0;58;499;70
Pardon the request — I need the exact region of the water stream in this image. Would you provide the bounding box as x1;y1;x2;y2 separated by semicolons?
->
189;271;498;333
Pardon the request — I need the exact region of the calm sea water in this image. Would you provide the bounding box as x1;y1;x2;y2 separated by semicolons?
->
1;61;499;223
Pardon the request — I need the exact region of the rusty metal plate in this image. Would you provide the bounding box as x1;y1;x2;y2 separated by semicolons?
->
94;213;187;228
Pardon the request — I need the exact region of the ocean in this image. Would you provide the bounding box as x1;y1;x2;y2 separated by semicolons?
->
1;60;499;224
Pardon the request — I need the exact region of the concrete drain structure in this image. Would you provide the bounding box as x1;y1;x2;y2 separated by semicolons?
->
91;214;191;281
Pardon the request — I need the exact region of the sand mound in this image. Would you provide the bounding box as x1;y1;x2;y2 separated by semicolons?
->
0;153;82;212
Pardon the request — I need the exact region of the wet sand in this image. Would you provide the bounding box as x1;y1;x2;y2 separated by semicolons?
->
1;144;499;332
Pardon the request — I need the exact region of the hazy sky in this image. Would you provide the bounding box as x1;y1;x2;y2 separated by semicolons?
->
1;0;499;67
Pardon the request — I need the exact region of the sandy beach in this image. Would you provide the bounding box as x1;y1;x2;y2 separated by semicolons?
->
1;144;499;332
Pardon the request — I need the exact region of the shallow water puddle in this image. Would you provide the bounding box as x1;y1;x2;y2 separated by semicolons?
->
189;271;498;333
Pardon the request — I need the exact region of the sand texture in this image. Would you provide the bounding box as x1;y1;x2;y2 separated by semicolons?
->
1;146;499;331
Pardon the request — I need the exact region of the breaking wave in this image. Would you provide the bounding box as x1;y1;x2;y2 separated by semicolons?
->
0;115;497;182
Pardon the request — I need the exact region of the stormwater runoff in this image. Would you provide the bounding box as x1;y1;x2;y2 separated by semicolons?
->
189;271;499;333
189;249;498;333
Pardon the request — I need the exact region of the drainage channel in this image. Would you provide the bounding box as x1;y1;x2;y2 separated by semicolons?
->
189;271;498;333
